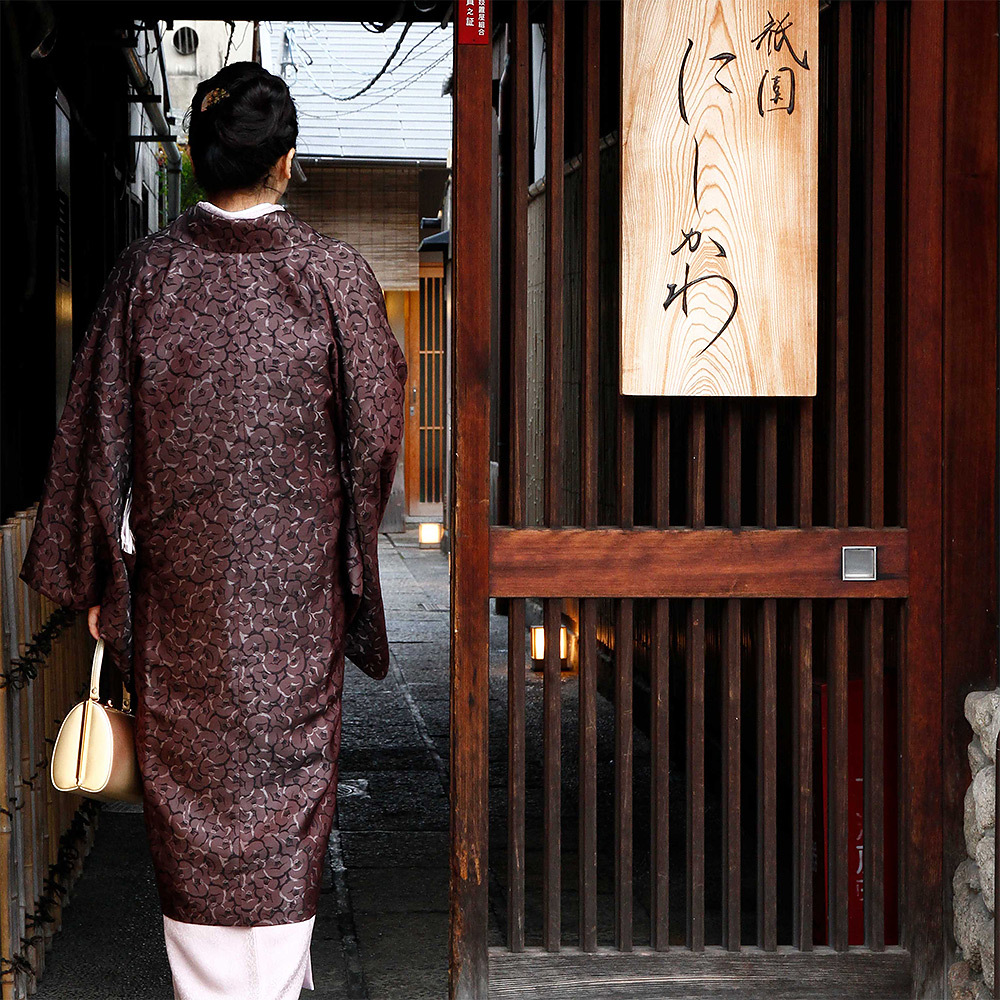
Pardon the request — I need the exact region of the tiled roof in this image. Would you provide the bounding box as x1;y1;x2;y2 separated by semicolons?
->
266;19;452;162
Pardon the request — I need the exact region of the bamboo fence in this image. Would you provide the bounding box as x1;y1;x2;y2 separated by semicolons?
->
0;505;100;1000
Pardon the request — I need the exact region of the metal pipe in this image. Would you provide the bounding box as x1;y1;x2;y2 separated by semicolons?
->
121;28;182;222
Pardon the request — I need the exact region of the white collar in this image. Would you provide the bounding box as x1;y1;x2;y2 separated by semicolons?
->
196;200;287;220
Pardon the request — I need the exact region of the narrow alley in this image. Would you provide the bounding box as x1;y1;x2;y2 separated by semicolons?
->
32;531;458;1000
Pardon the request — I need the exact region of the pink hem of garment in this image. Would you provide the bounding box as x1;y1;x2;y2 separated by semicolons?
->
162;912;315;999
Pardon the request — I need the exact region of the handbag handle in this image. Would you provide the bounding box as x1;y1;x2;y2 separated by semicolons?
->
87;637;131;713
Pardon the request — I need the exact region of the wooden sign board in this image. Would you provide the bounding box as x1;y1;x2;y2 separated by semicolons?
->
620;0;818;396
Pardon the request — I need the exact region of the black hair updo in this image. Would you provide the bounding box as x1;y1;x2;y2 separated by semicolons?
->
187;61;298;195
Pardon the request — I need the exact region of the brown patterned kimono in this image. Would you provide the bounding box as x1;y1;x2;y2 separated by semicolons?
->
19;203;407;926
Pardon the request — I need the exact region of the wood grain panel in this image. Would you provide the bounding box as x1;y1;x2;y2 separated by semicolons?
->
489;527;908;597
620;0;818;395
488;946;912;998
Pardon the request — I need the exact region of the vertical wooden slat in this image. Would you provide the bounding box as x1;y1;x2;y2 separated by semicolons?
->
757;405;777;952
542;595;562;952
863;0;887;955
615;1;635;949
827;0;852;954
420;289;427;503
721;402;741;952
449;14;492;996
505;0;530;956
687;401;705;952
541;0;565;955
614;597;633;951
578;598;598;951
687;596;706;953
544;0;564;532
793;399;814;951
578;0;600;955
614;338;634;952
507;594;526;953
580;0;599;533
434;276;442;502
651;397;670;950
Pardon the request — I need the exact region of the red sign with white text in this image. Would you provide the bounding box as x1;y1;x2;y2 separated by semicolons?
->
457;0;489;44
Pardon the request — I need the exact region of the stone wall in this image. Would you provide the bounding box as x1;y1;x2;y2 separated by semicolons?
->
952;689;999;1000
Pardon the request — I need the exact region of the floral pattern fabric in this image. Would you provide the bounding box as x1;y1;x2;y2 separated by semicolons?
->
19;203;407;925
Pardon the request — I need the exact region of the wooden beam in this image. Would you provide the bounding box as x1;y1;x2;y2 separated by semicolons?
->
489;527;908;598
487;946;912;999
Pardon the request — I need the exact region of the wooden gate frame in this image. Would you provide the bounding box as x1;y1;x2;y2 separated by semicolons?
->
448;2;999;998
449;16;492;1000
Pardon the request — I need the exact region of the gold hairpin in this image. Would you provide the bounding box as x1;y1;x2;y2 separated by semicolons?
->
200;87;230;112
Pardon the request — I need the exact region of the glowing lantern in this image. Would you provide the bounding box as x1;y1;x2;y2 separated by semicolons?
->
418;523;444;548
530;625;568;662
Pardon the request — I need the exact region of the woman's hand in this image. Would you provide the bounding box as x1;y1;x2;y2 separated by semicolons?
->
87;605;101;642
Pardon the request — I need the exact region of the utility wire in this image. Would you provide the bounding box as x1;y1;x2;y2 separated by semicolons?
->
283;21;448;88
294;49;451;120
278;21;448;103
333;20;413;100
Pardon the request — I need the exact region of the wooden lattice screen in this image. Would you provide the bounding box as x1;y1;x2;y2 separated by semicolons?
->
478;1;919;995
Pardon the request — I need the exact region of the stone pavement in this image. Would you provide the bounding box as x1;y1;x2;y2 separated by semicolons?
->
33;529;460;1000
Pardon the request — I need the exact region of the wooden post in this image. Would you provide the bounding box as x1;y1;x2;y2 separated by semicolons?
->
904;2;945;994
449;5;493;997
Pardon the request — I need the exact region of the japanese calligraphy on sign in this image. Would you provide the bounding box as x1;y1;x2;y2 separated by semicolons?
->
620;0;817;396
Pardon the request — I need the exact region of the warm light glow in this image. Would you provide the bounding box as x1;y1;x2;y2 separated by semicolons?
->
530;625;568;660
418;523;444;547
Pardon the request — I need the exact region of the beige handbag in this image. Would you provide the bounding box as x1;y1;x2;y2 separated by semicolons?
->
50;637;143;803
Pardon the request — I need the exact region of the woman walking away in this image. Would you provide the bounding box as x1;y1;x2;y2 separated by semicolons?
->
19;61;407;1000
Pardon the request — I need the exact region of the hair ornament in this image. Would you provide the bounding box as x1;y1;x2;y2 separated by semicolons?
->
200;87;230;112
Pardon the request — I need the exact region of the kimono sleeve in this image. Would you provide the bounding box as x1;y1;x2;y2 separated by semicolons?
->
322;245;407;680
19;246;137;689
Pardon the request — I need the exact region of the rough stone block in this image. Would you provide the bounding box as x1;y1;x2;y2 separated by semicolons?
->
979;916;995;991
950;960;980;1000
976;831;996;913
974;767;997;841
958;856;983;897
972;738;992;778
969;784;986;859
968;689;1000;762
958;891;992;973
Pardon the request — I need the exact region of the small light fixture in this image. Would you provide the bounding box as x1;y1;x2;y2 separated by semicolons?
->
419;522;444;548
530;625;568;662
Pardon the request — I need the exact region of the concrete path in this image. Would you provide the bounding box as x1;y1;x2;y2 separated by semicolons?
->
33;530;459;1000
